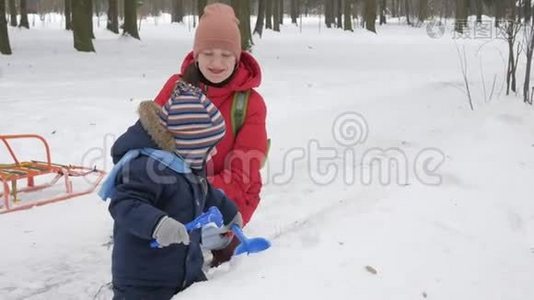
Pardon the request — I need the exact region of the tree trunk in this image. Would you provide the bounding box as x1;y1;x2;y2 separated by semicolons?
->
507;35;515;94
273;0;280;31
353;0;358;24
19;0;29;29
8;0;17;27
254;0;265;36
443;0;450;18
325;0;333;28
418;0;428;24
279;0;284;25
525;0;532;24
475;0;482;23
344;0;353;31
506;3;518;95
95;0;102;25
172;0;184;23
391;0;397;18
266;0;273;29
364;0;377;32
87;0;94;38
0;0;12;55
72;0;95;52
232;0;253;50
123;0;139;39
455;0;467;33
524;24;534;104
380;0;386;24
405;0;411;25
65;0;72;30
118;0;124;20
495;0;503;27
336;0;343;28
290;0;298;24
198;0;207;18
107;0;118;33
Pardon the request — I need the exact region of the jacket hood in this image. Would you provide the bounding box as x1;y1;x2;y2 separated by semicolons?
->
111;102;175;164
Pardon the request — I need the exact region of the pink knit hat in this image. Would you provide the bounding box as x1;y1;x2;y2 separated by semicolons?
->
193;3;241;60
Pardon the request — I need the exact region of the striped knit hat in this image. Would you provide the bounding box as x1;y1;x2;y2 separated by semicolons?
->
159;81;226;170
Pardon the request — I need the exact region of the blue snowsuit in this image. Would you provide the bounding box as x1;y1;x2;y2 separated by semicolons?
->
107;120;238;298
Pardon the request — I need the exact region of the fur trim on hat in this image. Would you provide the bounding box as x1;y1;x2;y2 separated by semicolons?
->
138;101;176;152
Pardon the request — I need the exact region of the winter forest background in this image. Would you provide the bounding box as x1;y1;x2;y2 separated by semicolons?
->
2;0;534;104
2;0;534;299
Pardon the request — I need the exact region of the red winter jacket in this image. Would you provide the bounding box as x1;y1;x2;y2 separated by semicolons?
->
154;51;268;225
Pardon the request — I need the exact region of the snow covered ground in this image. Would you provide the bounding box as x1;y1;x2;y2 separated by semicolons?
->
1;15;534;299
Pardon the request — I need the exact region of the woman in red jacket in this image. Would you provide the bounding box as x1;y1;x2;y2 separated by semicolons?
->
154;3;268;267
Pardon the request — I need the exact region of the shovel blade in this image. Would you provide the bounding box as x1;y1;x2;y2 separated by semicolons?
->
234;237;271;256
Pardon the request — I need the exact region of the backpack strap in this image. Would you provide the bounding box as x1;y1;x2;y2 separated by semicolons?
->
230;90;271;169
231;90;251;137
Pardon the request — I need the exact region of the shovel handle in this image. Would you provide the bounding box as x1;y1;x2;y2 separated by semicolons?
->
231;224;248;245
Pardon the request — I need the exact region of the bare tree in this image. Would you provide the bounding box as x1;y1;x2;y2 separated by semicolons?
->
380;0;387;24
475;0;482;23
418;0;428;25
336;0;343;28
123;0;140;39
72;0;95;52
501;0;522;95
273;0;280;31
344;0;354;31
525;0;532;24
495;0;503;27
172;0;184;23
279;0;284;25
232;0;253;50
65;0;72;30
8;0;17;27
405;0;412;25
19;0;29;29
392;0;399;18
325;0;334;28
290;0;298;24
198;0;207;18
254;0;266;36
454;0;468;33
455;45;474;110
0;0;12;55
266;0;273;29
87;0;94;38
504;14;522;95
107;0;119;33
364;0;377;32
524;21;534;104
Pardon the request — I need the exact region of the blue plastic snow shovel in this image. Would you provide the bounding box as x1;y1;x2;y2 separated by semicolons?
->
150;206;223;248
231;224;271;256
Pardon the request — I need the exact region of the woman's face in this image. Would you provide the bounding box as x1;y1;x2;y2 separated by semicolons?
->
197;48;237;84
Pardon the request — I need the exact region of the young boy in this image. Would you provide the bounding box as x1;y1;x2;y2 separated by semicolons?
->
101;81;242;299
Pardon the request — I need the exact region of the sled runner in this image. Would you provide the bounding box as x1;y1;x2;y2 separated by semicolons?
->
0;134;105;214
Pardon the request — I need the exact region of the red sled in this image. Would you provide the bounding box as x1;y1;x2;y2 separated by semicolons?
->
0;134;105;214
